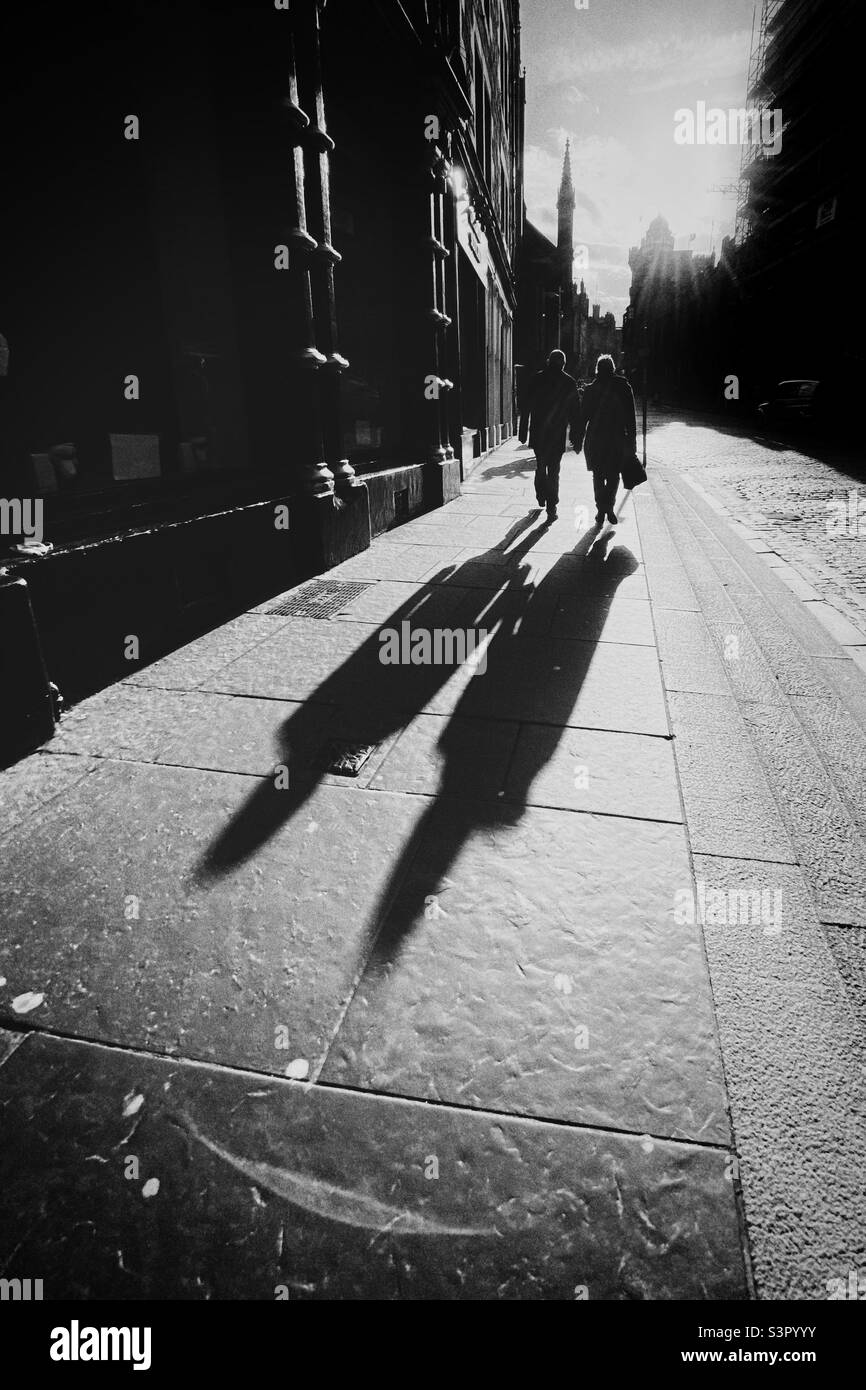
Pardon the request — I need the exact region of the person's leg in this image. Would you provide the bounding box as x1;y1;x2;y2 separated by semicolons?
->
592;467;605;523
534;452;547;506
604;466;619;522
547;451;563;509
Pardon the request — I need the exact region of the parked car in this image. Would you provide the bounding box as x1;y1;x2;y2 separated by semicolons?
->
757;379;819;423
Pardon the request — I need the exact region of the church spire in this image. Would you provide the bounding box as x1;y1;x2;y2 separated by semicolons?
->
559;139;574;199
557;139;575;294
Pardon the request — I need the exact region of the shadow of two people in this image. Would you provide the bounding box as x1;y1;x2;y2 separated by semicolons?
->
195;509;639;969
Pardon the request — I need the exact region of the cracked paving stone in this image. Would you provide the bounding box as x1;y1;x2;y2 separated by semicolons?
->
0;1031;747;1300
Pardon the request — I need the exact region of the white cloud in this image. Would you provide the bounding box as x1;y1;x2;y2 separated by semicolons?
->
564;86;597;110
537;30;751;88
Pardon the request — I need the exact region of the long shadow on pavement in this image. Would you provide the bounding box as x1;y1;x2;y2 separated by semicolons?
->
195;511;638;974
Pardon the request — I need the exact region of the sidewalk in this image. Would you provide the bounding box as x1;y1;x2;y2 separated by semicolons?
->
1;436;863;1299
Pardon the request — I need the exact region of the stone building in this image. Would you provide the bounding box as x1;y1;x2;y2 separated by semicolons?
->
0;0;523;758
622;216;715;401
584;306;621;377
721;0;859;418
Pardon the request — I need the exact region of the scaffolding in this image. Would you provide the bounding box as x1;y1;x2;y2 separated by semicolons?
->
734;0;784;242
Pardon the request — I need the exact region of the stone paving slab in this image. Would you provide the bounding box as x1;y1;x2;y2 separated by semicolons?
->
662;471;851;661
814;654;866;733
329;543;465;583
653;609;731;696
690;854;866;1300
368;713;519;800
0;1031;746;1300
155;691;399;788
324;802;729;1144
516;517;644;560
804;599;866;646
0;749;99;842
821;923;866;1032
461;637;668;736
499;500;546;516
122;615;289;691
425;554;532;590
198;610;495;726
665;693;797;864
440;493;518;516
0;1026;26;1069
329;578;487;628
202;583;665;736
653;501;729;594
696;602;786;705
720;589;843;701
0;762;425;1076
789;695;866;839
51;684;403;789
503;726;681;823
199;617;383;702
528;547;649;602
641;562;698;613
659;431;866;636
49;683;189;763
396;528;498;552
551;596;654;647
741;701;866;927
455;583;561;638
463;514;547;543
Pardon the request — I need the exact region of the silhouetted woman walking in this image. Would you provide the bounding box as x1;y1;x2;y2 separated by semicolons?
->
575;354;637;527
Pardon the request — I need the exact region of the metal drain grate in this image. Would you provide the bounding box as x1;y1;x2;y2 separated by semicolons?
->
318;739;379;776
266;579;372;619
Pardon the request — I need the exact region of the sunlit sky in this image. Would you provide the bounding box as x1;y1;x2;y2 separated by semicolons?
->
520;0;758;322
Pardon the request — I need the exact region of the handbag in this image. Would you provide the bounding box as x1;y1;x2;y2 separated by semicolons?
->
621;448;647;490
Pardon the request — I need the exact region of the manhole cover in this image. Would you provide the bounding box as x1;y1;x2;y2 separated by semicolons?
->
318;739;379;776
266;579;372;619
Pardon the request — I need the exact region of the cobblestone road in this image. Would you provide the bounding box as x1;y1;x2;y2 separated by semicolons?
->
646;411;866;632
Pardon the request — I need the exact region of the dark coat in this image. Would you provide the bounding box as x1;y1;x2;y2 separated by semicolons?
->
575;375;637;472
519;366;582;456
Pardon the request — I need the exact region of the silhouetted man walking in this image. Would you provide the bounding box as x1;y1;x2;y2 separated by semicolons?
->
519;348;581;523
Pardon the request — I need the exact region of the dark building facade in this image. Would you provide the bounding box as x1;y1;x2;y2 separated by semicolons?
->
584;305;621;376
724;0;859;412
622;216;715;401
516;221;562;377
0;0;523;759
622;0;860;416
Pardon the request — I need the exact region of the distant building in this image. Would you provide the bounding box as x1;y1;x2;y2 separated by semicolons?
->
622;216;715;400
584;305;621;378
517;142;619;389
